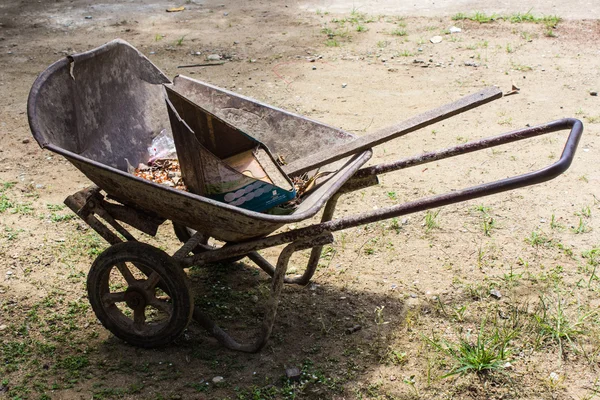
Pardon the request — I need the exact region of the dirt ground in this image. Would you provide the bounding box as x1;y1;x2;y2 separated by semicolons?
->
1;1;600;399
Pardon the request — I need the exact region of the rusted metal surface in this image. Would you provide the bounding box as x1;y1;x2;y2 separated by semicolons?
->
282;86;503;176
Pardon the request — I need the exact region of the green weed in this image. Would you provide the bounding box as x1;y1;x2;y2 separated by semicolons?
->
425;323;515;377
424;210;440;232
525;230;552;247
390;28;407;36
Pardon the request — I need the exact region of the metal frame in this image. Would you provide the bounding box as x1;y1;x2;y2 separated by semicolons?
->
65;118;583;352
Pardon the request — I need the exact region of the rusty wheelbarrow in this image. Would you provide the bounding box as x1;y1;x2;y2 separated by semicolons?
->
27;40;583;351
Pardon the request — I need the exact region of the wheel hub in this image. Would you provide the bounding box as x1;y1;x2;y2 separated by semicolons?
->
124;289;146;309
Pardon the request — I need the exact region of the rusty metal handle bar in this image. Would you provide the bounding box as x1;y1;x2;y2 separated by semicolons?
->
353;118;581;178
182;118;582;267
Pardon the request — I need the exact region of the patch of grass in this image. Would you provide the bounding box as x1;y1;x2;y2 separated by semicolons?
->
175;35;186;46
584;115;600;123
531;296;594;359
46;203;65;211
356;24;368;32
396;49;414;57
511;62;532;71
452;11;561;26
572;217;591;234
475;205;496;237
390;28;408;36
387;191;397;201
390;218;402;234
0;193;13;213
58;355;89;371
582;248;600;288
525;230;552;247
469;11;499;23
550;214;564;230
424;209;440;232
50;213;76;223
11;202;33;215
425;323;516;377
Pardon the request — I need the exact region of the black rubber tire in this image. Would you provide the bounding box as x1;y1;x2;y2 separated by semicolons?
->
172;223;245;263
87;242;193;348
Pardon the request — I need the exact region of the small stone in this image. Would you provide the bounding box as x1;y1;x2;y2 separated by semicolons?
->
449;26;462;33
503;362;512;369
380;58;387;62
342;83;347;88
387;68;398;72
389;375;397;381
401;218;409;225
285;367;301;382
212;376;224;384
251;295;258;303
549;372;559;382
430;36;442;44
312;66;316;70
464;61;479;67
417;47;423;52
413;59;425;64
223;11;229;16
6;270;13;276
149;51;156;55
346;325;362;334
0;324;7;331
591;91;598;96
22;139;30;144
35;184;45;189
84;16;92;19
410;293;417;298
207;54;221;61
490;289;502;299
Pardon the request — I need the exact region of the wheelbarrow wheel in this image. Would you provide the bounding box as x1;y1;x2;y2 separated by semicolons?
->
87;241;193;348
172;223;245;263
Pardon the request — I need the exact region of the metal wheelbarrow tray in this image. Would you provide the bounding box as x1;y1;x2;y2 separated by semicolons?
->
27;40;583;351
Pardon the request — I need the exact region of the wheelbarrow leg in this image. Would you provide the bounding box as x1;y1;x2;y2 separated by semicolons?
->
193;233;334;353
247;194;341;286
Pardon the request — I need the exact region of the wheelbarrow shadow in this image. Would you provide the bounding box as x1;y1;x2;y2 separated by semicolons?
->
92;256;409;397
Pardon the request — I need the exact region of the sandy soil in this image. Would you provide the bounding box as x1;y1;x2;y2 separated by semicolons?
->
1;1;600;399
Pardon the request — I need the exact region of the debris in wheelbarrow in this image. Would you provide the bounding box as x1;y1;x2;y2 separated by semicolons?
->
133;158;187;190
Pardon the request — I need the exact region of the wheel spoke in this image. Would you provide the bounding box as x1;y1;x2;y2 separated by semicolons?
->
133;307;146;331
149;298;173;315
116;263;136;285
145;272;161;290
102;291;127;306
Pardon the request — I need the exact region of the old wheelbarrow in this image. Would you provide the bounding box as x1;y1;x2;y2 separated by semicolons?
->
27;40;583;351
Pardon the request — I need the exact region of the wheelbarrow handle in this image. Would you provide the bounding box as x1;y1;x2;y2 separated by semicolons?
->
282;86;503;177
182;118;583;267
321;118;584;230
